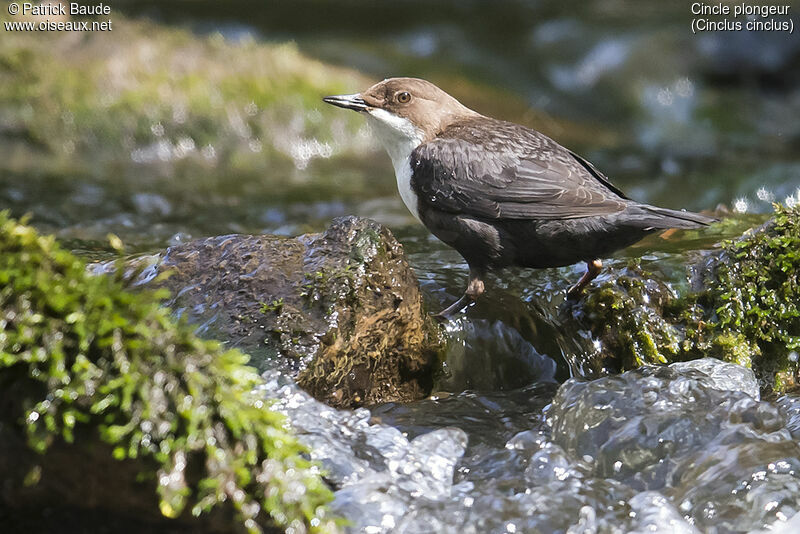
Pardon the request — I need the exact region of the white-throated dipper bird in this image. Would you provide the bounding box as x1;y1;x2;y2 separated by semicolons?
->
323;78;716;320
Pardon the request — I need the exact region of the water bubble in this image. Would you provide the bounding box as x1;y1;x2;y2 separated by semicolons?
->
756;187;775;202
657;87;674;106
174;137;196;158
381;514;396;529
168;233;192;247
675;77;694;98
249;139;263;153
785;188;800;208
201;144;217;160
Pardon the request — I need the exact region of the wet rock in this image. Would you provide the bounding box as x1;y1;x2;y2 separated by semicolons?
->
0;426;234;533
144;216;443;408
572;263;683;371
574;204;800;392
0;214;334;534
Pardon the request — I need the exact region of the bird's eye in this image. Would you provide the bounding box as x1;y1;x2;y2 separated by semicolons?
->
396;91;411;104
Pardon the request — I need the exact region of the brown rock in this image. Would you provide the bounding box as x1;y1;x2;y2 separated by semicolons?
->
147;216;443;407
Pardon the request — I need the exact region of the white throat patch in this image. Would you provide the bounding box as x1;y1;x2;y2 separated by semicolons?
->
366;108;424;222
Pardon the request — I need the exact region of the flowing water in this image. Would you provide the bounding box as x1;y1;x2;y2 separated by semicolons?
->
3;0;800;531
263;358;800;533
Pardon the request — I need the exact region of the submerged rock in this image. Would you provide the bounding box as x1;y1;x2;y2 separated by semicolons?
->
142;216;443;408
575;204;800;393
0;214;335;533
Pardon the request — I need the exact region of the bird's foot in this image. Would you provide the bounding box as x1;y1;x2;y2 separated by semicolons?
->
431;271;486;322
566;259;603;300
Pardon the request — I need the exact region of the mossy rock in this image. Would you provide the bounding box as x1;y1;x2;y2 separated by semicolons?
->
0;9;375;234
0;213;336;533
0;9;367;163
575;204;800;393
142;216;444;408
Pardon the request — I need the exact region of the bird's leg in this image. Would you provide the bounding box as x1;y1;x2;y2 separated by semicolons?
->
433;267;486;322
567;259;602;299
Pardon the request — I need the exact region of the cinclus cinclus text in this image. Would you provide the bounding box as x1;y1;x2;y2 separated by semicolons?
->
324;77;716;320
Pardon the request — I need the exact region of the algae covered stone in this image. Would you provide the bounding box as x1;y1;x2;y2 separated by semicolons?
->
0;213;336;533
576;204;800;392
695;204;800;389
144;216;444;408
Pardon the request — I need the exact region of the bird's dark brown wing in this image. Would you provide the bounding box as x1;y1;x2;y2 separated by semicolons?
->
411;118;629;220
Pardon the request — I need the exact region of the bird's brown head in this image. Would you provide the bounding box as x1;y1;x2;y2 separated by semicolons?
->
323;77;477;144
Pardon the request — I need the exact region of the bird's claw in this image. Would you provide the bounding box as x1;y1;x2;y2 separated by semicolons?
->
565;284;585;300
430;294;473;323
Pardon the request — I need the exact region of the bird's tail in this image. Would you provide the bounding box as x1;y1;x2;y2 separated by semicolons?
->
635;204;719;230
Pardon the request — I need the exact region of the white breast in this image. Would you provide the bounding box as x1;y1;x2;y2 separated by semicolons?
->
366;109;423;222
392;155;420;222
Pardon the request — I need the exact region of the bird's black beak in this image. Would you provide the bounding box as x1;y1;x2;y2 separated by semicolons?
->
322;93;368;112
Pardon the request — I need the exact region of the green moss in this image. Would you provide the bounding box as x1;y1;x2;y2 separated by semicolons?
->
700;204;800;389
582;263;680;370
710;207;799;347
259;298;285;314
0;213;335;532
0;16;364;156
299;266;359;313
580;204;800;392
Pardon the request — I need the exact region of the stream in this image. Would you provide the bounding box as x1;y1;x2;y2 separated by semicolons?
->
3;0;799;531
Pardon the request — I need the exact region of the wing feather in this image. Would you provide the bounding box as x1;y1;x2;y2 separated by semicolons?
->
411;118;628;220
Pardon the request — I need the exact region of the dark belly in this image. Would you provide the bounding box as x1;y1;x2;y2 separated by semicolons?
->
419;208;654;269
